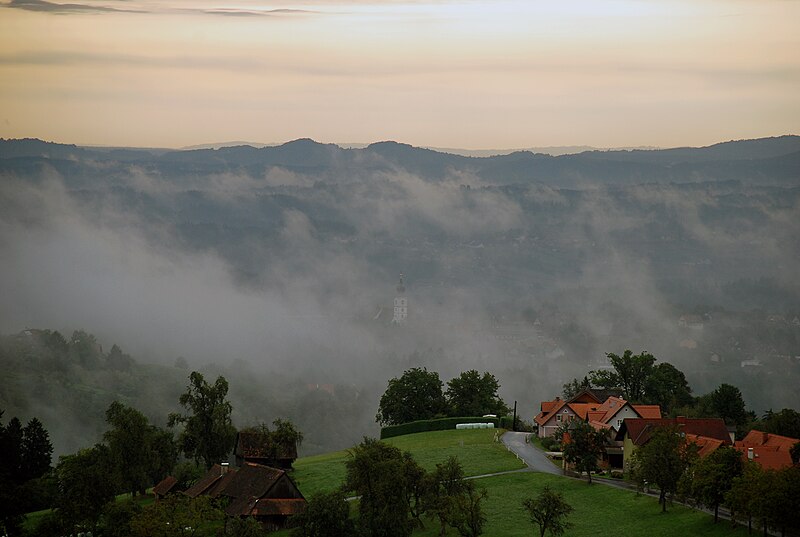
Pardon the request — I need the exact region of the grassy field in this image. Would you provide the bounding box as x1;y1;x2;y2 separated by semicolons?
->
291;428;524;496
412;472;747;536
288;430;747;537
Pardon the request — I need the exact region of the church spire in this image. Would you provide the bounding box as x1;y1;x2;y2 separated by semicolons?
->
392;273;407;324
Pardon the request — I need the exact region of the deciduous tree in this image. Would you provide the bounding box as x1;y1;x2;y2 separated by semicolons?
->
344;437;415;537
709;383;748;428
630;425;692;512
56;445;116;535
591;350;655;403
561;420;607;484
377;368;448;426
522;485;573;537
446;370;508;417
168;371;237;469
291;489;355;537
689;446;743;522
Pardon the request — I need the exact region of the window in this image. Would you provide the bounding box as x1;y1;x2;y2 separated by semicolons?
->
556;415;562;422
617;419;622;427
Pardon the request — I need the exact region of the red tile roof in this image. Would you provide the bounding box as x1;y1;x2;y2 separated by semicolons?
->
685;433;724;458
737;430;799;451
632;405;662;419
616;417;731;445
734;446;794;470
536;394;663;430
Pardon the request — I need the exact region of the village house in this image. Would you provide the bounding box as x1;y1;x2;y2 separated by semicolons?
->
615;417;731;474
733;430;800;470
534;389;661;439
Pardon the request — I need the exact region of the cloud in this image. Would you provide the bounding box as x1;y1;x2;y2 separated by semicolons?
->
2;0;142;13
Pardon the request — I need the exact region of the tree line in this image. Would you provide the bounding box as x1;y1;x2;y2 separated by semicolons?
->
563;349;800;439
1;370;302;537
376;368;509;427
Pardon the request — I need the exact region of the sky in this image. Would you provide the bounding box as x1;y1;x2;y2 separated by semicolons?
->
0;0;799;149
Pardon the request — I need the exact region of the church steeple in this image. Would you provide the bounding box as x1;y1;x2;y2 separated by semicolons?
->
392;273;407;325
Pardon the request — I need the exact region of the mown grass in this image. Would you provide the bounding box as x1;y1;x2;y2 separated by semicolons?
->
291;430;746;537
291;428;524;496
412;472;746;536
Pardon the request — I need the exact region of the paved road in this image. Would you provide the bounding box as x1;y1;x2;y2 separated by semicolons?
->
501;431;562;475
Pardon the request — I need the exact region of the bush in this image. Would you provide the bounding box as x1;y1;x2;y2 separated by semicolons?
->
541;436;560;451
380;417;500;439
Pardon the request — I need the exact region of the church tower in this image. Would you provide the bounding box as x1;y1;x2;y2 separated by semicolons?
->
392;273;407;325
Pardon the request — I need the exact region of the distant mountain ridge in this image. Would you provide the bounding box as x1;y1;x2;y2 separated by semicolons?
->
1;135;798;187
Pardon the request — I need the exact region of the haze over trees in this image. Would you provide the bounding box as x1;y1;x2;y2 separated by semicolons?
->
1;136;799;472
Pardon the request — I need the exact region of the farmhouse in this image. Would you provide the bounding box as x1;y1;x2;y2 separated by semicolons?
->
534;389;661;439
733;430;799;470
185;462;306;531
615;417;731;473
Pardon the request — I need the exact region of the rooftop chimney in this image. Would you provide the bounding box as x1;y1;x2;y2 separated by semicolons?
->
221;462;230;475
747;448;754;461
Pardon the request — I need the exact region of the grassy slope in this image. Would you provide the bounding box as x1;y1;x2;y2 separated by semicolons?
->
289;429;746;537
291;428;524;496
414;472;746;536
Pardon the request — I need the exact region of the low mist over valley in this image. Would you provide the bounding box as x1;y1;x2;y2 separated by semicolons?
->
1;136;799;456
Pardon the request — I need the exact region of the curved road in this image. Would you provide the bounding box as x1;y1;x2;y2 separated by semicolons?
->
501;432;562;475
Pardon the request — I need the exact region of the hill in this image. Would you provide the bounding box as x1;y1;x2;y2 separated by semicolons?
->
285;429;747;537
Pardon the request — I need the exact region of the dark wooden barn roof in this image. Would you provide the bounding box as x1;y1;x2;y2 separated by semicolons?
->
153;475;178;496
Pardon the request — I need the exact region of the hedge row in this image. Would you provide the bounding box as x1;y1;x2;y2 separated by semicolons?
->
380;416;502;439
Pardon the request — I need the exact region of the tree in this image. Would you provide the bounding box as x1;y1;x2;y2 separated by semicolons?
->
168;371;237;469
630;425;692;512
645;362;693;414
726;462;763;534
104;401;154;495
20;417;53;483
291;489;356;537
709;383;748;428
56;445;116;535
0;413;54;536
101;498;143;537
129;495;223;537
689;446;744;523
760;408;800;439
561;376;590;400
449;486;487;537
376;367;448;426
105;401;177;496
446;370;509;417
791;442;800;465
522;485;574;537
561;420;607;484
423;456;472;536
591;350;655;402
344;437;416;537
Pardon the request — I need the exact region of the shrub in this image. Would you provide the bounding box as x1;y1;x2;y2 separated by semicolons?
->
380;417;500;440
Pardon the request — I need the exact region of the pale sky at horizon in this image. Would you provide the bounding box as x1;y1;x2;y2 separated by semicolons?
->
1;0;798;149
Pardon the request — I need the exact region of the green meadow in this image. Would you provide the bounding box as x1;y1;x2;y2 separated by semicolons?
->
287;429;747;537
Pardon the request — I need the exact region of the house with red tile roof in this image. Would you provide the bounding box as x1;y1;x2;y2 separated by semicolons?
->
615;417;732;473
534;392;662;439
733;430;799;470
